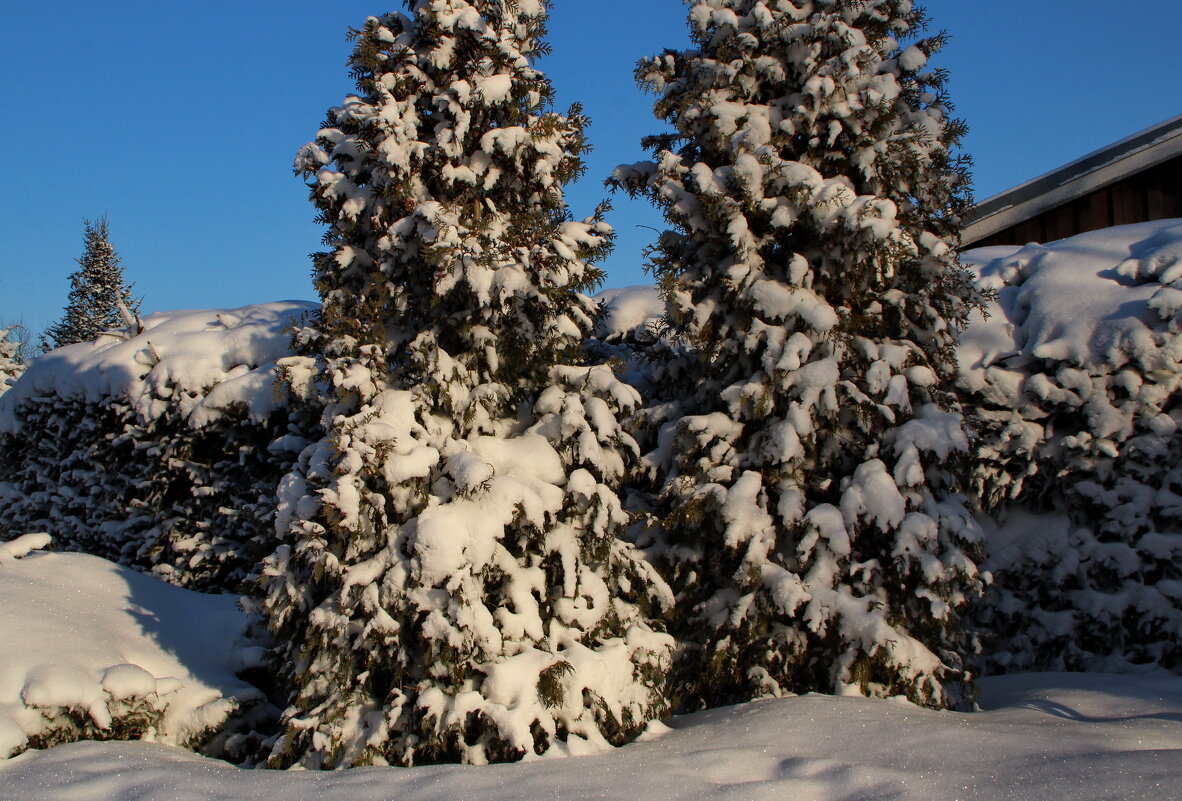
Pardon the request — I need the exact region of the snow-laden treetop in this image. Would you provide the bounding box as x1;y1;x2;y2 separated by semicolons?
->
612;0;975;378
295;0;611;415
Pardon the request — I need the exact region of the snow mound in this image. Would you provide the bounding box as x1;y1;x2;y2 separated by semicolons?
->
0;532;50;561
0;300;316;433
1;671;1179;800
959;219;1182;392
0;540;262;758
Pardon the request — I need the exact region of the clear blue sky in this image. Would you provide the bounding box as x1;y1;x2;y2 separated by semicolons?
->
3;1;1181;337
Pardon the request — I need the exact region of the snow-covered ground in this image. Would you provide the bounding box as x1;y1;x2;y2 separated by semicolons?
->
0;539;1179;801
3;671;1180;800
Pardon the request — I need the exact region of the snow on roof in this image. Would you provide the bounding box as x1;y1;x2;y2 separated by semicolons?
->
962;114;1182;246
0;301;316;434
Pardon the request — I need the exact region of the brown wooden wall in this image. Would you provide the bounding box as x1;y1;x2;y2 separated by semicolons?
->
967;154;1182;249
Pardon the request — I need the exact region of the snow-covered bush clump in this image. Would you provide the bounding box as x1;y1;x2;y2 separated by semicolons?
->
0;533;264;759
0;301;319;592
610;0;985;711
262;2;671;768
588;286;669;394
960;220;1182;673
0;329;23;395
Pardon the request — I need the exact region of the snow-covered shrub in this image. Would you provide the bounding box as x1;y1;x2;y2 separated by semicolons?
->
587;286;669;395
0;302;319;592
262;3;672;768
610;0;985;711
0;328;24;394
0;533;264;759
960;220;1182;673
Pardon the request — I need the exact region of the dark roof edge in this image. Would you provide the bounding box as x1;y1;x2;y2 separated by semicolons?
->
962;114;1182;244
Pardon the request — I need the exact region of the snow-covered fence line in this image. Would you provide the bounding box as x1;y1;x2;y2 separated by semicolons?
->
0;302;321;592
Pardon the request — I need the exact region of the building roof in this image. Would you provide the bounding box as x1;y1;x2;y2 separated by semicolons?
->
961;115;1182;247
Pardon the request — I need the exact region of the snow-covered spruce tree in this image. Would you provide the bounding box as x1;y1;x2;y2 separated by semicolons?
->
44;217;140;349
262;2;672;768
610;0;984;711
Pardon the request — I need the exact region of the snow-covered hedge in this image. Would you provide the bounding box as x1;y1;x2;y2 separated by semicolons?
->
0;533;263;759
0;302;320;592
959;221;1182;673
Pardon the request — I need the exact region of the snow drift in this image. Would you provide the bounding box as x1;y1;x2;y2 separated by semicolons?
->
0;535;262;760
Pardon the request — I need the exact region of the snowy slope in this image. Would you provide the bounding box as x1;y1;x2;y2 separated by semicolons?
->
0;538;1179;800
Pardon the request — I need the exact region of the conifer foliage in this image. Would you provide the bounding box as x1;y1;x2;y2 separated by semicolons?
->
960;224;1182;674
262;0;672;767
0;303;317;594
611;0;984;710
44;217;140;349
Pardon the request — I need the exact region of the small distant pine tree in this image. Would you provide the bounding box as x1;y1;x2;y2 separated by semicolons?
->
611;0;985;711
44;217;140;348
262;1;671;768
